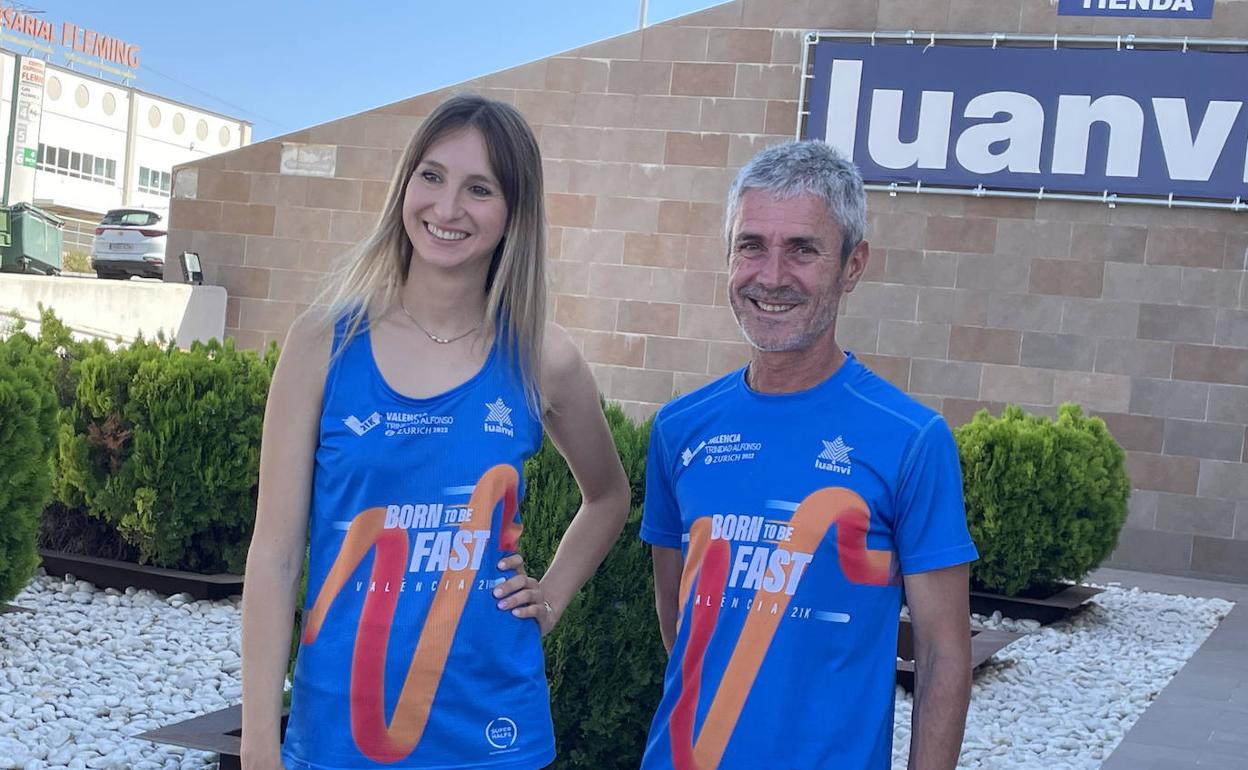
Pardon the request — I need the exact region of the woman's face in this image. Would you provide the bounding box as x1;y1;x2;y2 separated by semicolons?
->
402;126;509;274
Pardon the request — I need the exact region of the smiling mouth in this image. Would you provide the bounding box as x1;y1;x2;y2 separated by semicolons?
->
750;298;798;314
425;221;469;241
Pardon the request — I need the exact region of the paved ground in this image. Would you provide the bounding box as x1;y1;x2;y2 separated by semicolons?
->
1093;567;1248;770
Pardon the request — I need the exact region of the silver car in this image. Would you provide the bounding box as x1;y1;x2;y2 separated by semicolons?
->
90;208;168;280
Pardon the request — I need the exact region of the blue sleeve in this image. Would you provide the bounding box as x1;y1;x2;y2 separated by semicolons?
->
640;417;684;548
893;416;979;575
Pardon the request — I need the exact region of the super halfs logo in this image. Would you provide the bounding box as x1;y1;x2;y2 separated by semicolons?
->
485;716;518;752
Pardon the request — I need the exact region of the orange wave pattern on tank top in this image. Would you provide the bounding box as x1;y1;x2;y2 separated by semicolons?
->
301;464;523;763
670;486;893;770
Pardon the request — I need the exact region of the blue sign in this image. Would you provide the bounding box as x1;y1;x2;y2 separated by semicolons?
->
1057;0;1213;19
803;42;1248;201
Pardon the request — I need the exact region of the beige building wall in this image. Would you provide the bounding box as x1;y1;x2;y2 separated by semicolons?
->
166;0;1248;582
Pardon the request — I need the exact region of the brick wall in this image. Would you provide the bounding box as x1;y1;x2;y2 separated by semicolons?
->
167;0;1248;582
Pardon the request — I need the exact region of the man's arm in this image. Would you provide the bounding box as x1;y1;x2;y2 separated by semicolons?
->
652;545;683;654
903;563;972;770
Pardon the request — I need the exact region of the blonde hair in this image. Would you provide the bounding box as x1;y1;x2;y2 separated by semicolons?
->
319;94;547;412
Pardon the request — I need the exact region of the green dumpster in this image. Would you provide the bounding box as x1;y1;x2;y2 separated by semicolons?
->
0;203;64;275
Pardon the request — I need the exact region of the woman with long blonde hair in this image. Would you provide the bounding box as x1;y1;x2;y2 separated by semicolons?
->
240;94;630;770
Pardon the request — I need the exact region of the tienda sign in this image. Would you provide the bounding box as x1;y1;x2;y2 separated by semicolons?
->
0;6;140;69
1057;0;1214;19
802;40;1248;203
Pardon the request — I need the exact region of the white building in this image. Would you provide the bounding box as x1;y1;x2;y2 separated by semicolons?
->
0;48;251;255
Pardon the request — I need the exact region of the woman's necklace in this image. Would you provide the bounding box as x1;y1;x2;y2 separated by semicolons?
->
400;299;483;345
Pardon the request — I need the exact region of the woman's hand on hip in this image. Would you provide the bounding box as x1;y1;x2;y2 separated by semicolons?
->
493;553;559;636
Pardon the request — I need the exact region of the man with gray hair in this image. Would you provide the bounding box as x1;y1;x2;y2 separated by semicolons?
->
639;140;977;770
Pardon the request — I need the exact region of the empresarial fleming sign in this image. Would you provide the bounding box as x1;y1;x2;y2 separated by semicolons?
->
801;38;1248;205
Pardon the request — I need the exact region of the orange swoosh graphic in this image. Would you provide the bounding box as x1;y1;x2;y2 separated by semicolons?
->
671;487;892;770
302;464;522;762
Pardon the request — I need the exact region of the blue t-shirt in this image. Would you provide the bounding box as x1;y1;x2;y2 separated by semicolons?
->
282;318;555;770
639;354;978;770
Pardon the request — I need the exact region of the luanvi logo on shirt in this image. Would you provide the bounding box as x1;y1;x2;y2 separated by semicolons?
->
815;436;853;475
344;412;381;437
681;433;762;467
484;397;514;437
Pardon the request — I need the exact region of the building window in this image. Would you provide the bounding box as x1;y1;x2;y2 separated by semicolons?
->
74;84;89;108
102;92;117;116
47;76;61;101
148;105;161;129
173;112;185;135
137;166;172;196
36;142;117;186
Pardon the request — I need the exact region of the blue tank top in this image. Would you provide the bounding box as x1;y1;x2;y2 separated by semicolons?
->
282;316;555;770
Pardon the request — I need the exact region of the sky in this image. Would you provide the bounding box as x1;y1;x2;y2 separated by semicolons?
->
24;1;724;140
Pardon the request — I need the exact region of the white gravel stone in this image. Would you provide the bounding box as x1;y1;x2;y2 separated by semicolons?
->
0;573;1233;769
892;585;1233;769
0;575;238;769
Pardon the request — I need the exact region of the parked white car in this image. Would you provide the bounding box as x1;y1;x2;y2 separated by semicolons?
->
89;208;168;280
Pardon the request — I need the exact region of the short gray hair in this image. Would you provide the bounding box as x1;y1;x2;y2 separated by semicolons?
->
724;140;867;261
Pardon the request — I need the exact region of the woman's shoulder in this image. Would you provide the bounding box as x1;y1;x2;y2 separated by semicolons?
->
540;321;581;380
286;306;338;353
537;321;590;414
274;306;340;386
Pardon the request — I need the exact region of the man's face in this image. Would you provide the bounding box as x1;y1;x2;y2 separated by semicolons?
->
727;189;867;353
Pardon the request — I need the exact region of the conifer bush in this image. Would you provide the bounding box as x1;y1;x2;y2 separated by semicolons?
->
955;403;1130;596
520;403;665;769
57;336;273;573
0;320;58;603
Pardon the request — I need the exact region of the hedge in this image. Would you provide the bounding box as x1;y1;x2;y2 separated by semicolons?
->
520;402;666;770
0;319;58;603
956;403;1130;596
56;332;275;573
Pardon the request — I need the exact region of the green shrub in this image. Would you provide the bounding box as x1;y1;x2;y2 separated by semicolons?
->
31;308;111;413
63;250;91;274
0;321;58;602
955;403;1130;596
520;402;665;770
57;336;272;573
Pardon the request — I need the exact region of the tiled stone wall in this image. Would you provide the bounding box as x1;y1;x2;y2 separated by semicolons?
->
168;0;1248;581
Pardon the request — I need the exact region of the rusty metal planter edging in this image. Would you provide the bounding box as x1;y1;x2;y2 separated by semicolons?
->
140;705;286;770
969;584;1104;626
39;549;243;601
896;618;1022;693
